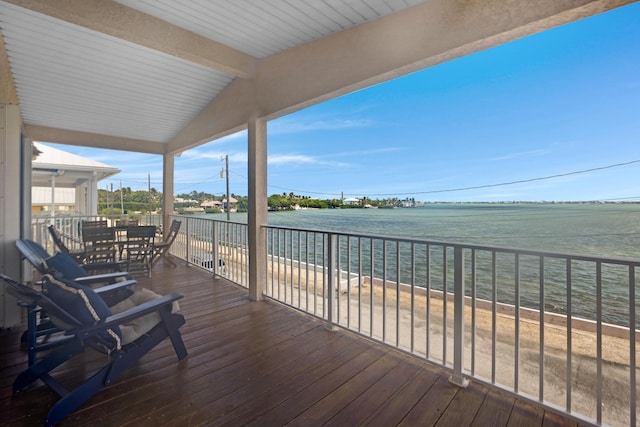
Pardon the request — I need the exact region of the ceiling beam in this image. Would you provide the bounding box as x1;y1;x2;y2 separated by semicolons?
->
4;0;258;78
24;125;165;155
168;0;635;154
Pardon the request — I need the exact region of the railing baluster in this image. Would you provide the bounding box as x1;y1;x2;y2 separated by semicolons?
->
411;242;415;354
358;237;362;334
630;265;636;427
383;239;387;343
327;233;336;330
539;256;545;402
370;238;374;338
566;259;572;412
347;235;352;329
515;253;520;393
298;230;302;308
492;250;497;384
443;246;448;367
396;240;400;348
596;261;602;424
212;219;219;277
471;249;476;376
337;235;342;325
450;246;468;387
426;244;431;359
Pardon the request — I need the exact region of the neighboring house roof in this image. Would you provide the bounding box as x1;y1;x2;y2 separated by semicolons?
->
201;200;223;207
32;142;120;188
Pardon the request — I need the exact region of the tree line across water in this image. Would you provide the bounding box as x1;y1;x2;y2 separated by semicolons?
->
98;188;415;215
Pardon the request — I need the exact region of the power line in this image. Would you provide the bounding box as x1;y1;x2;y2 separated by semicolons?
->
266;159;640;198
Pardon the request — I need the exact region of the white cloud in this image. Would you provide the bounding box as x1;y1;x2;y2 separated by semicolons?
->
490;148;551;161
270;117;373;134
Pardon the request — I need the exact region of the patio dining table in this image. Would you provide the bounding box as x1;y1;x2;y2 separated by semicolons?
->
81;224;157;275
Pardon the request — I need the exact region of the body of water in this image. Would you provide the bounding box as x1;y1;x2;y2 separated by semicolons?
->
198;203;640;326
264;203;640;258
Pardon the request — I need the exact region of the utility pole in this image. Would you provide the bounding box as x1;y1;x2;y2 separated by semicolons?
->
120;181;124;214
221;155;230;221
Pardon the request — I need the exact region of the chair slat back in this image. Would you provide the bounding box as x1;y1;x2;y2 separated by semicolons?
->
82;226;116;263
82;226;114;244
48;225;69;252
82;220;108;230
165;220;181;244
15;239;51;274
126;225;156;240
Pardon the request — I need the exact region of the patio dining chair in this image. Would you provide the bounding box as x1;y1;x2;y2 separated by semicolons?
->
151;219;181;268
1;273;187;427
125;225;156;277
82;226;117;265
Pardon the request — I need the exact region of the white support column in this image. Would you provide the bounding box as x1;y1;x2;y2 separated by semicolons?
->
87;172;98;216
0;103;23;327
162;153;174;236
75;182;85;215
247;115;267;301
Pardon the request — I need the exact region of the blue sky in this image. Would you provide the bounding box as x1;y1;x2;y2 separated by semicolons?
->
44;3;640;202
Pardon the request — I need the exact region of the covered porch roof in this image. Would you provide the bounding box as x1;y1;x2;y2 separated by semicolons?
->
31;141;119;189
1;0;634;156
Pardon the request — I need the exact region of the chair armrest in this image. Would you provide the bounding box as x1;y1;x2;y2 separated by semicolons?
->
72;293;184;339
73;271;129;285
94;280;136;306
81;260;128;272
94;280;136;295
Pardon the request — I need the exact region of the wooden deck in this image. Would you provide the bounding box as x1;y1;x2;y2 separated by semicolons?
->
1;261;587;426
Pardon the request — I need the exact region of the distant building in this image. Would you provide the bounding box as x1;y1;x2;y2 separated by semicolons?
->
222;197;238;212
201;200;223;208
343;197;360;206
32;142;120;216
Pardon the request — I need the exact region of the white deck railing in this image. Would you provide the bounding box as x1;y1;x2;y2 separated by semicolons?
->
31;215;638;426
264;224;638;427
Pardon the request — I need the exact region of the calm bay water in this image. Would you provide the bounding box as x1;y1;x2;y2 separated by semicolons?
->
203;203;640;326
264;203;640;258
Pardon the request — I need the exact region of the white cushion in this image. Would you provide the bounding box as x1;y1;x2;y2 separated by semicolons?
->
109;288;180;345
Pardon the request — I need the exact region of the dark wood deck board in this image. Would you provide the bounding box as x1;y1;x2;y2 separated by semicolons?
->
0;261;587;426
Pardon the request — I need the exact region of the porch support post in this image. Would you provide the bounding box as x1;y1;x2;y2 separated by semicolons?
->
247;115;267;301
162;153;174;236
86;171;98;215
0;103;24;327
450;246;469;387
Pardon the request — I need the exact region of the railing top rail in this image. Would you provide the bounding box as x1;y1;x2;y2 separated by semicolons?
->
263;223;640;267
173;215;247;227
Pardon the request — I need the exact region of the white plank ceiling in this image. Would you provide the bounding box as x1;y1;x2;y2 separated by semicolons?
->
0;0;424;146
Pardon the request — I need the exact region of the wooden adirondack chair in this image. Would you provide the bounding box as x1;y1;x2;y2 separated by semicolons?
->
15;239;129;285
1;274;187;427
15;239;134;365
